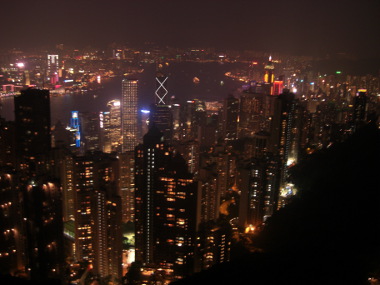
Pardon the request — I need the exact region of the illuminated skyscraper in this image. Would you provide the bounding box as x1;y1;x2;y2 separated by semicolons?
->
47;54;59;84
135;126;197;281
264;56;275;84
73;152;122;280
149;69;173;143
264;56;275;95
155;72;169;105
47;54;59;73
273;81;284;95
269;90;297;207
238;155;280;227
122;78;138;152
102;100;122;153
70;111;81;148
119;151;135;223
108;99;122;151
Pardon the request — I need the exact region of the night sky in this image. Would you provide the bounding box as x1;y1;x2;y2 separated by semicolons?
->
2;0;380;57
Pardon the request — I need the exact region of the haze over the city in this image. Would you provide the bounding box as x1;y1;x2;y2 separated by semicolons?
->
2;0;380;57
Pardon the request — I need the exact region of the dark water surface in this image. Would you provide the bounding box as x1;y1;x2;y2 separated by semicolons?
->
0;62;246;125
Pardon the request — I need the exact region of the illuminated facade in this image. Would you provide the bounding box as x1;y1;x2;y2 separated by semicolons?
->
122;78;138;152
238;155;280;227
70;111;81;148
155;72;169;105
135;126;197;281
264;56;275;95
119;151;135;223
150;71;173;143
197;221;231;270
264;56;275;84
47;54;59;84
273;81;284;95
108;99;122;152
269;90;297;208
73;153;122;280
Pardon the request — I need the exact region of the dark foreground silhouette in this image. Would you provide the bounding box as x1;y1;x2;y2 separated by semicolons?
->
174;123;380;285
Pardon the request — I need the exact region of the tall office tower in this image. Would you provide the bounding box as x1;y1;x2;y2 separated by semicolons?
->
0;171;25;276
149;103;173;143
273;80;284;95
264;56;275;83
221;94;239;141
14;88;51;169
79;112;101;152
238;155;280;228
352;89;368;129
70;111;81;148
47;54;59;84
150;71;173;143
238;92;266;138
135;126;197;282
73;152;122;280
101;111;112;153
155;71;169;105
107;99;122;152
119;151;135;223
181;99;206;142
264;56;275;95
22;178;64;281
122;78;138;152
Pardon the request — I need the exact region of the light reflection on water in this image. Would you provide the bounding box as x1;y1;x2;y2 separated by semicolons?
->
0;62;246;125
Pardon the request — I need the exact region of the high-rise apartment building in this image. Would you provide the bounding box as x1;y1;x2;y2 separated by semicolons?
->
73;152;122;280
122;78;138;152
119;151;135;223
238;155;280;227
269;90;297;207
135;126;197;281
79;112;101;152
14;88;51;169
0;170;25;276
22;178;64;281
221;94;239;141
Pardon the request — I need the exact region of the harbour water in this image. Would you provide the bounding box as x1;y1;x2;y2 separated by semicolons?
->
0;62;246;125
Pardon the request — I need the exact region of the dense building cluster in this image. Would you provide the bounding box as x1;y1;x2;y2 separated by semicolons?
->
0;46;379;285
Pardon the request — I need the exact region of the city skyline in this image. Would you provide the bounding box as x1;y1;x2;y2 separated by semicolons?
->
0;11;379;283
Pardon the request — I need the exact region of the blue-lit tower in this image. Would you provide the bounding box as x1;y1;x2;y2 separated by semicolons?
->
70;111;81;148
